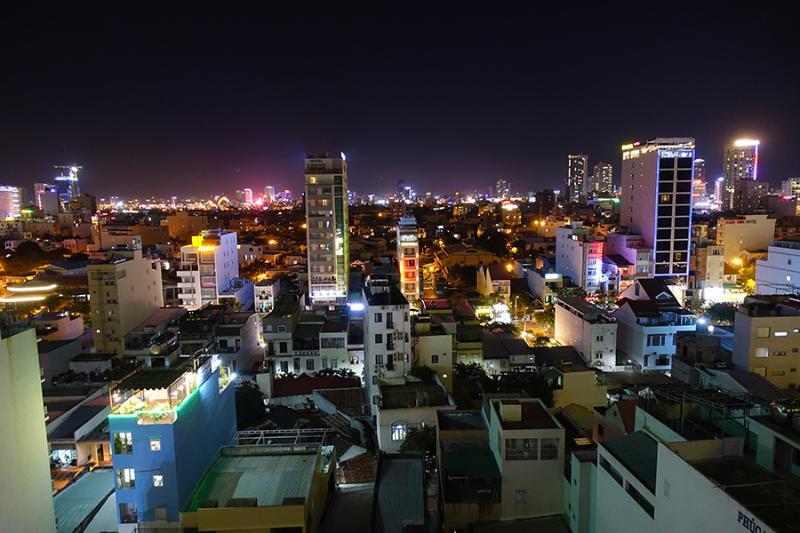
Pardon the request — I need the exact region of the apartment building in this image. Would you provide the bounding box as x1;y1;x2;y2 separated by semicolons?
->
555;296;617;370
556;223;607;293
177;229;239;309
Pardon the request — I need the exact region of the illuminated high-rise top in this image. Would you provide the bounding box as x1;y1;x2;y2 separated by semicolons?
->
305;152;349;305
722;139;760;210
53;164;81;206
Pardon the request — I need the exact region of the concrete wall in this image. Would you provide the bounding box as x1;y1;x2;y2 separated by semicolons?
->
732;311;800;388
0;329;56;533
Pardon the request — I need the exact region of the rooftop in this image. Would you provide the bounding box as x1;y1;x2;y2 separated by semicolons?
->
185;445;333;511
440;441;501;503
556;296;614;323
602;431;658;493
739;295;800;317
532;346;590;372
380;380;449;410
482;330;535;360
437;410;486;431
364;280;409;307
373;454;426;533
491;399;560;431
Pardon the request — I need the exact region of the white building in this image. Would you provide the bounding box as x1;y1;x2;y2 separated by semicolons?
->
376;377;455;451
396;215;420;304
363;279;411;416
754;240;800;295
716;214;775;264
554;296;617;370
254;277;285;315
476;264;513;303
596;428;793;533
177;229;239;309
523;266;562;305
621;138;694;279
0;328;57;532
613;279;696;371
556;223;607;293
305;153;350;305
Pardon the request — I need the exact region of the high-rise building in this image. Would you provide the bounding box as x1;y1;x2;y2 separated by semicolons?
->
0;327;57;533
692;159;706;201
396;215;420;304
242;187;253;205
34;182;59;215
0;185;22;219
592;161;613;195
495;178;510;199
362;278;411;416
722;139;759;210
567;154;588;203
263;185;275;204
108;356;236;531
621;138;695;278
534;189;556;216
781;177;800;197
713;176;725;205
88;241;165;355
305;152;350;305
177;229;239;309
53;164;81;206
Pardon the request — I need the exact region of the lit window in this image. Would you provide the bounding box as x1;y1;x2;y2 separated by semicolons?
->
775;331;788;337
515;490;527;504
117;468;136;489
391;422;408;441
150;438;161;452
757;327;771;338
754;347;769;358
153;475;164;487
113;432;133;454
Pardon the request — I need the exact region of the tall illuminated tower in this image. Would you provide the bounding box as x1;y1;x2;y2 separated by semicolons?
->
53;164;81;207
621;138;695;278
567;154;588;202
722;139;759;210
305;152;350;305
592;161;613;195
396;215;420;304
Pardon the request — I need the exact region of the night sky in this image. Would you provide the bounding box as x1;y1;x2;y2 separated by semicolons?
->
1;6;798;198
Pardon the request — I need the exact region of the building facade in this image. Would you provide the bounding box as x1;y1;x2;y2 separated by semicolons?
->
716;214;775;263
363;279;411;416
88;246;164;355
722;139;759;211
0;328;57;533
556;223;607;293
0;185;22;219
177;230;239;309
554;297;617;370
621;138;695;278
592;161;613;195
305;153;350;305
396;215;420;304
567;154;588;203
755;240;800;294
108;357;236;531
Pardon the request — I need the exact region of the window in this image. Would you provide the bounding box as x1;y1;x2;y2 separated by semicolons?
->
540;438;559;460
431;355;439;364
306;359;315;371
515;490;527;504
153;474;164;487
754;347;769;358
149;438;161;452
374;312;382;323
647;334;666;347
376;354;384;364
625;481;655;518
391;422;407;441
117;468;136;489
279;341;288;353
375;334;383;344
596;335;604;342
277;325;287;332
119;503;137;524
113;432;133;454
775;331;788;337
599;456;622;486
505;438;538;460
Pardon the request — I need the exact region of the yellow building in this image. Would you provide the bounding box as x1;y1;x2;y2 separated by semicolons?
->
181;444;335;532
88;247;164;355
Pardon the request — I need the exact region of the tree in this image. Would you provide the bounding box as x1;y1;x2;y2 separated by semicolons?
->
454;361;487;380
235;381;267;430
410;365;436;382
704;302;737;326
534;305;555;330
400;425;437;472
554;285;587;299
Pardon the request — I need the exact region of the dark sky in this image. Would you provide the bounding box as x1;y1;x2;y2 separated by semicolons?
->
1;6;798;198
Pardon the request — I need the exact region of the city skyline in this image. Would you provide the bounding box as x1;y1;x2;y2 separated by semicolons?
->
1;6;797;197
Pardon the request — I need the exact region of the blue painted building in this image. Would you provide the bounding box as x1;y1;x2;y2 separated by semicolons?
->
108;355;236;531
